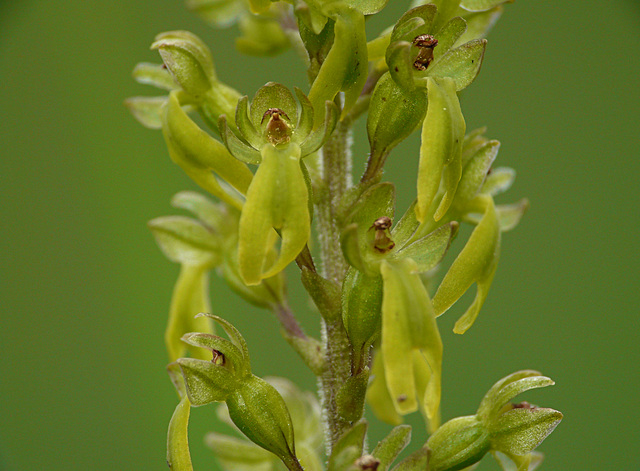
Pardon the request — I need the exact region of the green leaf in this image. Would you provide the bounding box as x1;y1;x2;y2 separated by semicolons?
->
367;73;427;179
426;416;490;471
164;265;215;362
308;5;368;121
393;222;457;272
342;267;383;368
227;376;302;470
433;195;500;333
167;394;193;471
416;77;465;223
372;425;412;470
423;39;487;91
237;144;310;284
178;357;241;405
148;215;221;266
132;62;177;90
460;0;513;13
125;96;166;129
491;407;562;456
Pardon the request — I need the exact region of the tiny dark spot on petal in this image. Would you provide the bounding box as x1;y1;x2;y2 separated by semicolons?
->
397;394;408;403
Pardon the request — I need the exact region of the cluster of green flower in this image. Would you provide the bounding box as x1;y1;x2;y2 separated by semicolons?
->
127;1;560;470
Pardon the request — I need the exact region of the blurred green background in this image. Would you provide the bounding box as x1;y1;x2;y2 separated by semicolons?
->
1;1;639;469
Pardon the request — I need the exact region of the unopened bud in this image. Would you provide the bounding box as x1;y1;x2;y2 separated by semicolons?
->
427;416;490;471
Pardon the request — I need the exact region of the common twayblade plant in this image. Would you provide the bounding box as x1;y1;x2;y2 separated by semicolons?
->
126;1;561;470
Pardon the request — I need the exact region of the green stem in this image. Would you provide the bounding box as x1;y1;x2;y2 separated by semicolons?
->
316;120;354;453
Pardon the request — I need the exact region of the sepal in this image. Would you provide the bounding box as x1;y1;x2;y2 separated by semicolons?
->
152;30;216;99
125;96;166;129
132;62;177;90
416;39;487;91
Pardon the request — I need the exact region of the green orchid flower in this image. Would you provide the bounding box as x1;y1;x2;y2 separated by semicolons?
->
177;314;304;471
340;183;457;431
219;82;338;285
364;3;485;186
425;370;561;471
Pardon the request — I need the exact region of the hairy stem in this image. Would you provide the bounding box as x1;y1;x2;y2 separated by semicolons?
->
316;120;354;453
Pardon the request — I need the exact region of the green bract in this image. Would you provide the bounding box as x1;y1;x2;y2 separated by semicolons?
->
220;82;338;285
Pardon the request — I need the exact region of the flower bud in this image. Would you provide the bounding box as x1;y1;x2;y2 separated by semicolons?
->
427;416;491;471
